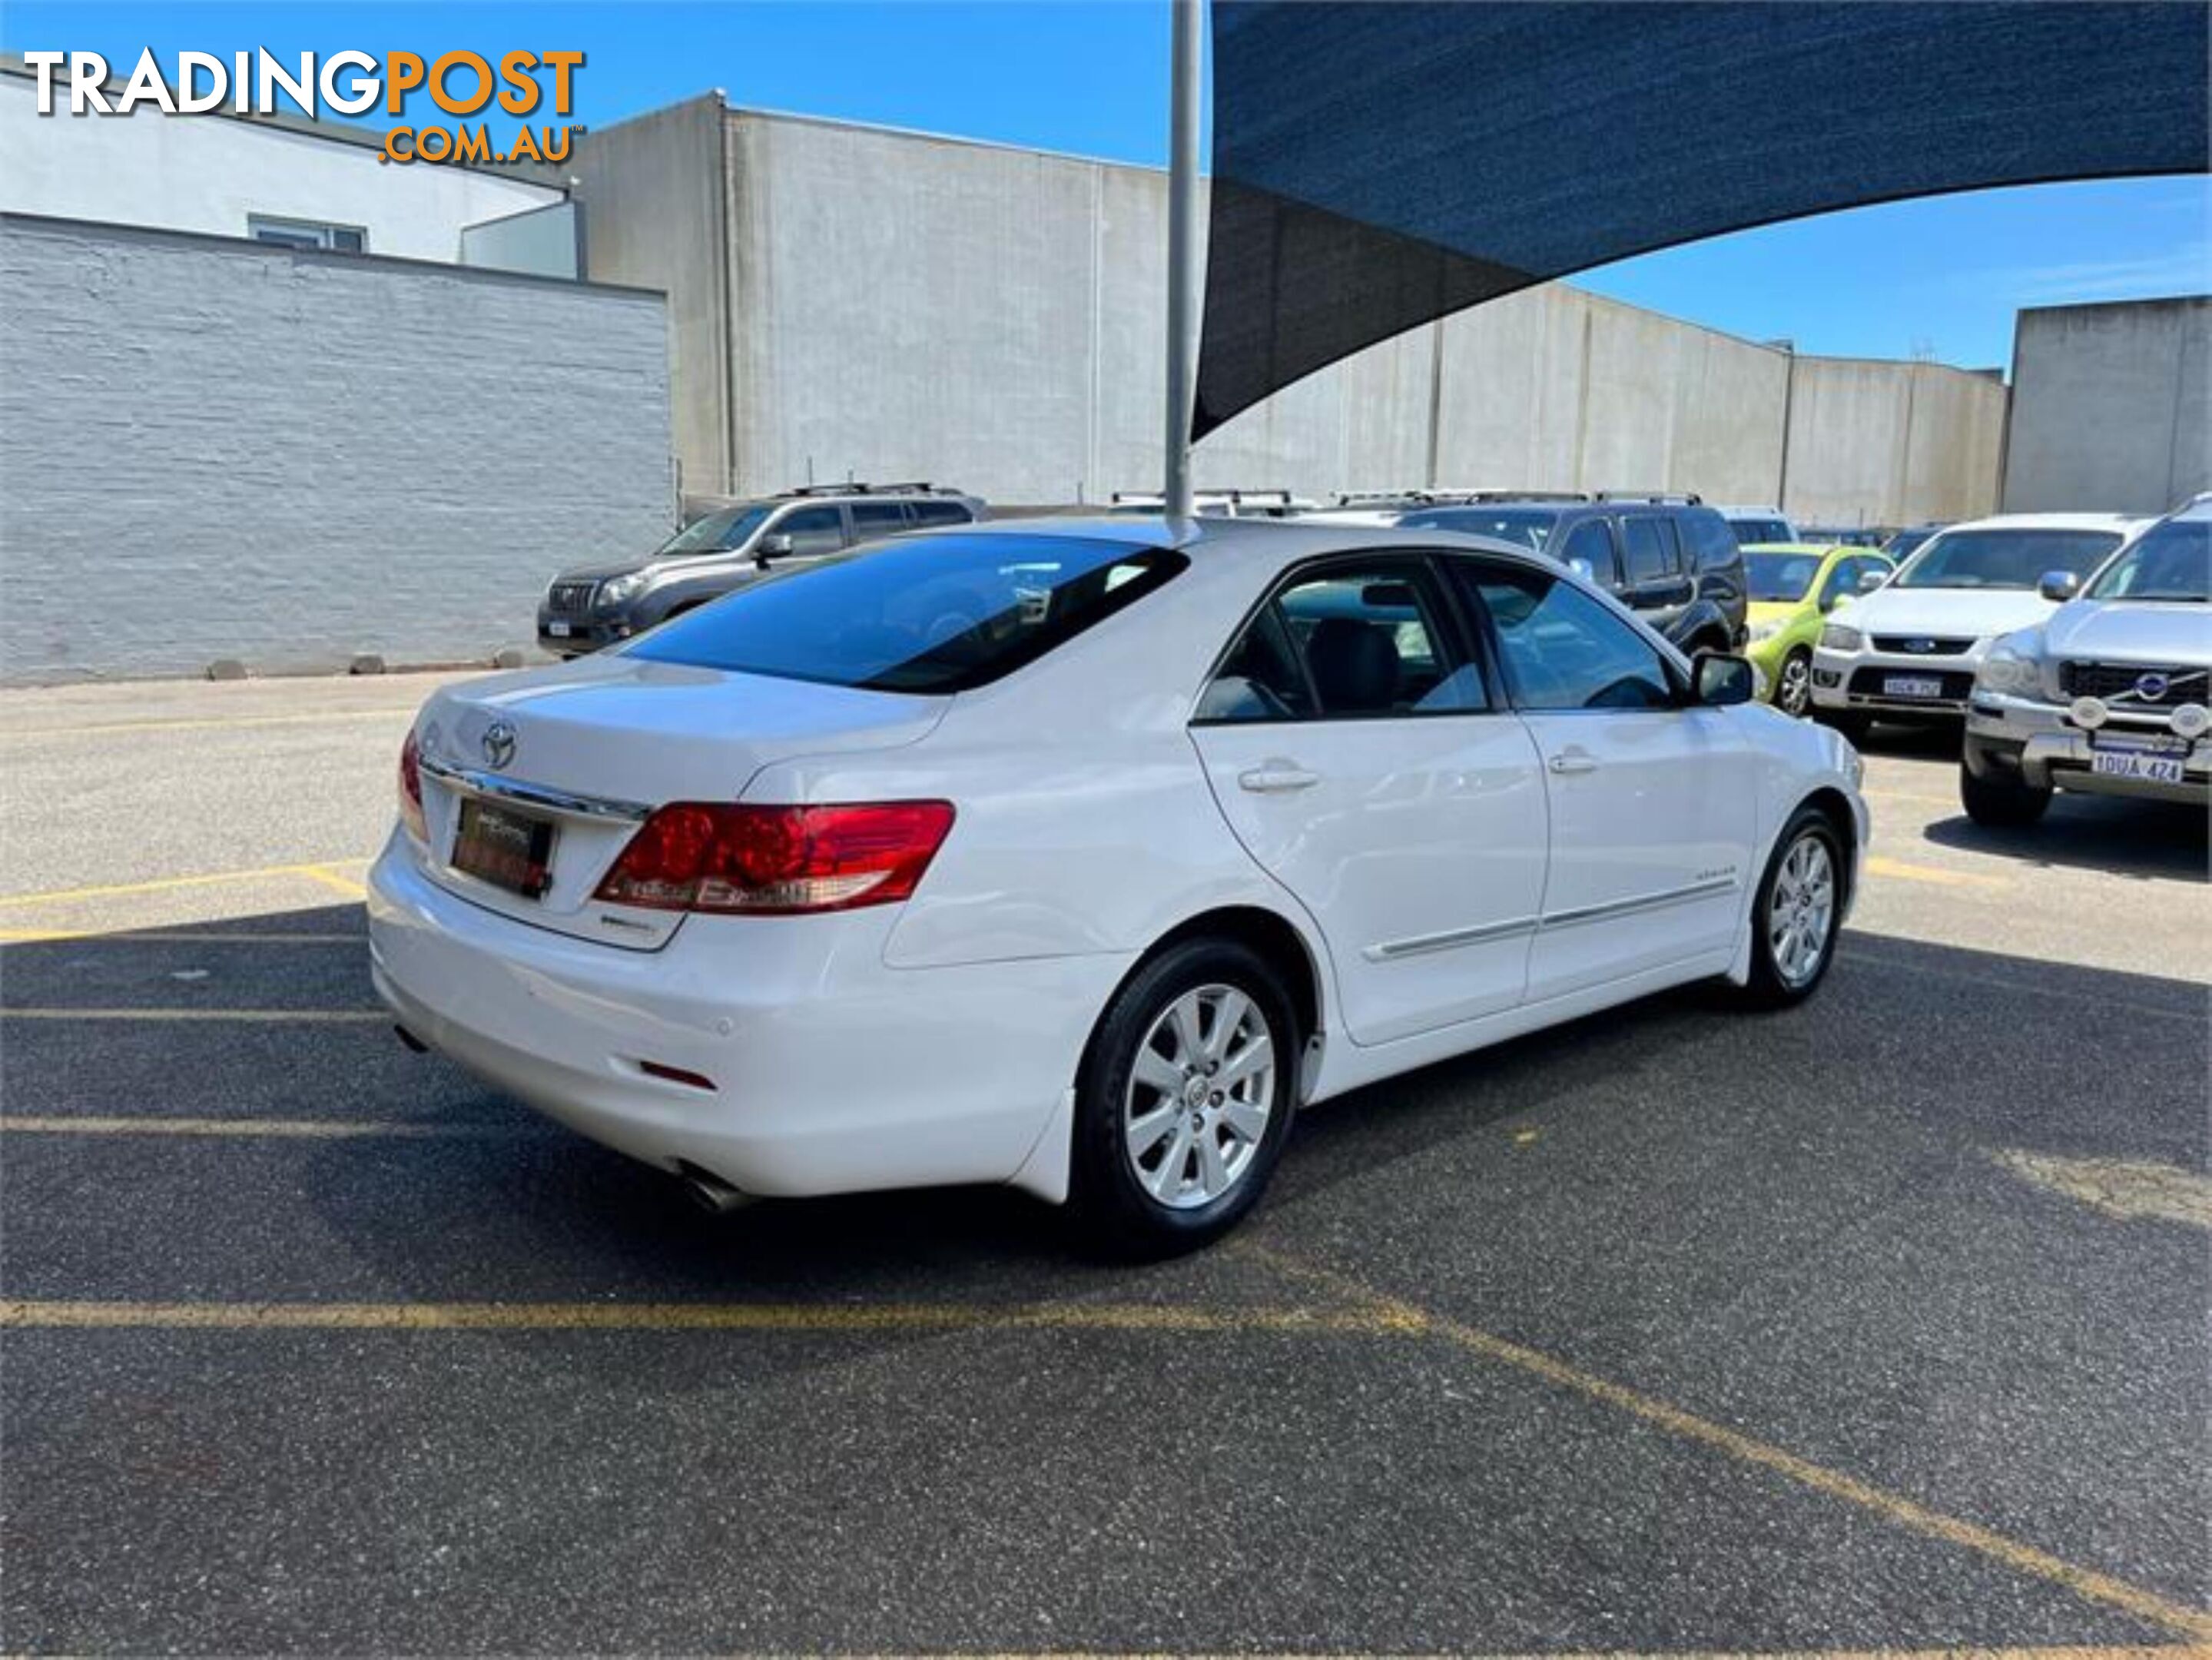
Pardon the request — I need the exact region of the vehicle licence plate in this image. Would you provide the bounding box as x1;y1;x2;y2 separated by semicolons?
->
451;798;558;898
546;620;572;638
2090;745;2186;785
1883;675;1944;699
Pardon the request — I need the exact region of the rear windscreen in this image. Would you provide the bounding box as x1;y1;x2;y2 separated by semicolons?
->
622;533;1186;693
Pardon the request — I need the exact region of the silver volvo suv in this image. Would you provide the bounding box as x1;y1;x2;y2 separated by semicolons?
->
537;483;985;658
1959;494;2210;825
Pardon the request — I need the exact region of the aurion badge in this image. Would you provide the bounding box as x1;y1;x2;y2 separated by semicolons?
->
481;720;518;769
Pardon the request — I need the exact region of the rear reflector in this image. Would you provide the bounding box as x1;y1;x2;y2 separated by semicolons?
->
593;801;955;915
398;730;427;842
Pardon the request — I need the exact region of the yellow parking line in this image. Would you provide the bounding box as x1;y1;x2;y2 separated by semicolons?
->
0;1008;385;1024
0;859;373;908
0;929;361;945
3;709;423;738
297;865;370;899
0;1298;1408;1338
1236;1244;2212;1644
0;1116;510;1140
1864;855;2010;888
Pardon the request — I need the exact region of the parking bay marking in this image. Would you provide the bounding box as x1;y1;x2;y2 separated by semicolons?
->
0;858;373;909
1233;1242;2212;1645
0;929;363;945
7;1270;2204;1643
1864;855;2011;889
0;1008;386;1024
0;1116;536;1140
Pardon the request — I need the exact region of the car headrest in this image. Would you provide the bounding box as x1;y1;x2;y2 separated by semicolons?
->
1306;617;1400;712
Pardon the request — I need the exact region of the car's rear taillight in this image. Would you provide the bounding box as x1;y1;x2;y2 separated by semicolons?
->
593;802;955;915
398;730;427;842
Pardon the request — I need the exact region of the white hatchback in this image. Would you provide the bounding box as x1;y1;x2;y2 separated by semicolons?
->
370;518;1866;1253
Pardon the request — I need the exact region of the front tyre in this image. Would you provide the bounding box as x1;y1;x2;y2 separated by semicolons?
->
1773;647;1814;718
1959;763;2051;827
1069;938;1296;1257
1739;808;1845;1008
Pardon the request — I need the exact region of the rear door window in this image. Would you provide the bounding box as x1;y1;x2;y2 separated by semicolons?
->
1201;559;1487;722
850;503;910;540
1620;516;1682;584
1556;518;1620;586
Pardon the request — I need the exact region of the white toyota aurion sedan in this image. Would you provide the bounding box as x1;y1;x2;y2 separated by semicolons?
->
370;518;1867;1253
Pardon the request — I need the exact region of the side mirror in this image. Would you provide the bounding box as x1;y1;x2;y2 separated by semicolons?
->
1855;568;1889;595
2038;569;2080;603
754;532;794;569
1693;652;1756;707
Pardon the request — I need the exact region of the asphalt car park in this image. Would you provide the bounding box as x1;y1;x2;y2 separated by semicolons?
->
2;675;2206;1653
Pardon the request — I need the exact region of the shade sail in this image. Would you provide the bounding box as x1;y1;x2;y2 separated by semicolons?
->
1196;2;2210;439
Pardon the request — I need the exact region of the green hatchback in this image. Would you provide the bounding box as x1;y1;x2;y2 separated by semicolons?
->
1740;543;1895;716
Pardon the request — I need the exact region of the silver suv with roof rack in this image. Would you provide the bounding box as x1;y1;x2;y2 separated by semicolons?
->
536;483;986;658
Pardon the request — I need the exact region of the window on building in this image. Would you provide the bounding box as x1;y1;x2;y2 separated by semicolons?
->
247;215;367;254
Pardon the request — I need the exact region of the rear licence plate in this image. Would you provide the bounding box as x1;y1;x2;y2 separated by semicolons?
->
451;798;558;898
546;620;572;638
2090;742;2186;785
1883;675;1945;699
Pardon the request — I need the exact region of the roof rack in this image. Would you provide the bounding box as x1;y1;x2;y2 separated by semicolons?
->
781;481;952;499
1592;490;1704;506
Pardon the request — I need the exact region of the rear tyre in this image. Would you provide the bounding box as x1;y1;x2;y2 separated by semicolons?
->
1067;938;1297;1258
1738;806;1845;1009
1773;648;1814;718
1959;763;2051;828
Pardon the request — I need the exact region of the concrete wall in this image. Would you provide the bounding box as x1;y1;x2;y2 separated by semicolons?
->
0;214;674;682
0;73;561;263
570;102;2006;524
1783;358;2008;526
2003;297;2211;514
566;95;731;501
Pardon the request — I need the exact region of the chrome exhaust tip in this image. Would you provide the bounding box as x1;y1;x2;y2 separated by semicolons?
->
674;1162;753;1216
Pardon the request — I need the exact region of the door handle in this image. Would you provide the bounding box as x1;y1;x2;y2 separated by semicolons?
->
1547;749;1600;775
1239;761;1321;794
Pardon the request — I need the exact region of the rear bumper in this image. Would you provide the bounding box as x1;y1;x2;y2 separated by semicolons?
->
366;835;1127;1201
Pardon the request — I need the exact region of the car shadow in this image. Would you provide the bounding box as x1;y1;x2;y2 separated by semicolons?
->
1922;795;2208;881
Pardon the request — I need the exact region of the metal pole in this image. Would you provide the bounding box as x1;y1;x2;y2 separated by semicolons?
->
1163;0;1202;519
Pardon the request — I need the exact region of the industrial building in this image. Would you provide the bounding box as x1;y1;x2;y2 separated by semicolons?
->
0;62;2197;680
2001;295;2210;514
569;93;2012;524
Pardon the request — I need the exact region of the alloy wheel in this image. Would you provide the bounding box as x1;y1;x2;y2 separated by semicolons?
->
1767;832;1836;989
1123;983;1276;1210
1776;652;1812;716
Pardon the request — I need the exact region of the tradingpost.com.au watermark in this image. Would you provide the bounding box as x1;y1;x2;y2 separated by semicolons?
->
21;48;585;164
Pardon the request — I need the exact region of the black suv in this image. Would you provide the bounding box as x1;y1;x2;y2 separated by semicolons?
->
1393;493;1747;653
537;483;985;658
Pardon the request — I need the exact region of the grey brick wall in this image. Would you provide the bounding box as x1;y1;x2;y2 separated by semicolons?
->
0;214;674;682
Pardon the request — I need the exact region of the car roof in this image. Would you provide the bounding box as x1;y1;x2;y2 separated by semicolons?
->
1932;512;2153;534
1740;542;1859;555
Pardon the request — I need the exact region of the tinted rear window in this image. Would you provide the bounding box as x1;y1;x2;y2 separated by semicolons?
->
623;533;1185;693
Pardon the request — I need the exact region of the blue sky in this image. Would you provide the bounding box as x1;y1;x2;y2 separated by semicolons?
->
8;2;2206;372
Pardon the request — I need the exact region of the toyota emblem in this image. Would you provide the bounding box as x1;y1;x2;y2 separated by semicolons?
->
481;720;518;769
